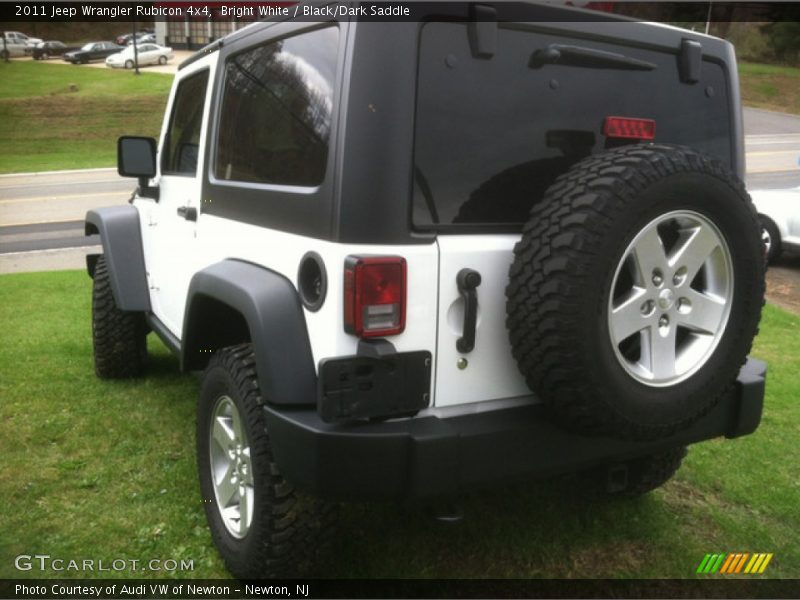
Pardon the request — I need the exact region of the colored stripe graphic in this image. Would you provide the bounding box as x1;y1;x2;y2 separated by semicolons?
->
711;554;726;573
696;554;712;574
699;552;773;575
745;554;759;574
734;553;749;573
759;553;773;574
720;553;737;574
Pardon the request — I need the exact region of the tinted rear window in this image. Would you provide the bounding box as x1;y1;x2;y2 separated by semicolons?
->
412;23;732;229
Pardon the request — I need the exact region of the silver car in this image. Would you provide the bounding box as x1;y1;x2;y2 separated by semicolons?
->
105;43;174;69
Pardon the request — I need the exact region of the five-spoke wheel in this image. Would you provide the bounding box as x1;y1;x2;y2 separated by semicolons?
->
209;395;254;539
609;211;733;386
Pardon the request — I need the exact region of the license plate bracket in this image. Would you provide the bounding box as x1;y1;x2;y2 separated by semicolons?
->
318;351;432;423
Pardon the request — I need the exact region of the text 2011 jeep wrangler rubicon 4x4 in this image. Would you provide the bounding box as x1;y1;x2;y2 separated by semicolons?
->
86;2;767;578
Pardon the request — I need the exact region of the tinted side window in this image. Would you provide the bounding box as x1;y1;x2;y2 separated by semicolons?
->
162;70;209;176
215;26;339;187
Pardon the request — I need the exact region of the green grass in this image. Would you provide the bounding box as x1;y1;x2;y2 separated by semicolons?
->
0;61;172;174
0;57;796;177
738;61;800;115
0;269;798;581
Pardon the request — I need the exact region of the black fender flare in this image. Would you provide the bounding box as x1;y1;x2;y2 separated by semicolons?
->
183;260;316;406
85;206;150;312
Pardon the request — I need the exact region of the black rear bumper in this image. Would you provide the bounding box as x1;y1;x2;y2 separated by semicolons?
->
262;358;766;501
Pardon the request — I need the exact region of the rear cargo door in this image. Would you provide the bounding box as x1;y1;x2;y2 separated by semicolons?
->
434;235;530;407
412;19;735;407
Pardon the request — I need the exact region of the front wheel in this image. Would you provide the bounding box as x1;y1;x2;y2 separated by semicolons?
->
197;344;335;578
158;55;167;65
42;52;49;59
507;144;764;440
92;255;147;378
124;60;133;69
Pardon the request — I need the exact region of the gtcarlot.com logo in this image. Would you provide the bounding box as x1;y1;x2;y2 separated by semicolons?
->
14;554;194;573
696;552;773;575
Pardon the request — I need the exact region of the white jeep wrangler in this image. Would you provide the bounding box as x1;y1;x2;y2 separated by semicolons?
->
86;2;767;578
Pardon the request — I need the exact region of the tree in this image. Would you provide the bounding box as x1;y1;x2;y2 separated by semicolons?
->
760;6;800;64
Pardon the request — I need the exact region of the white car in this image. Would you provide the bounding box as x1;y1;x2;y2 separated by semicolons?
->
1;36;28;58
751;187;800;263
105;43;173;69
3;31;43;47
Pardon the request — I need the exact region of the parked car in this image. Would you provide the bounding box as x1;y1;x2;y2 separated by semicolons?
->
752;187;800;263
116;31;156;46
128;33;157;45
0;35;29;59
105;43;174;69
32;41;77;60
64;42;124;64
2;31;42;55
115;33;134;46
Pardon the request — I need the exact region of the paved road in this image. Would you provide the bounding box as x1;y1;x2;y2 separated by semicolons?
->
0;169;133;273
743;108;800;190
1;108;798;274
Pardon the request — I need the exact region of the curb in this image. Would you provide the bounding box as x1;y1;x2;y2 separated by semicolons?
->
0;167;116;178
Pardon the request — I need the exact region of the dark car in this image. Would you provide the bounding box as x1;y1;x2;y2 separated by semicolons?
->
32;41;77;60
116;29;156;45
63;41;123;64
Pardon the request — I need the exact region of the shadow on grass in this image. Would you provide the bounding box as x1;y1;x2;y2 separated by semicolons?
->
143;348;183;378
320;471;671;578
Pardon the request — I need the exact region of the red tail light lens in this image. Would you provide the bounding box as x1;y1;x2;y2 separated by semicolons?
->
344;256;406;338
603;116;656;140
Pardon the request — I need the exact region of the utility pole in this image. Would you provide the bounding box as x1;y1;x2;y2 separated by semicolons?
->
2;33;8;63
705;2;713;36
132;20;140;75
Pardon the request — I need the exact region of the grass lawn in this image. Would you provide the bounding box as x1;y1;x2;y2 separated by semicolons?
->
0;61;171;174
738;61;800;115
0;58;796;177
0;269;798;582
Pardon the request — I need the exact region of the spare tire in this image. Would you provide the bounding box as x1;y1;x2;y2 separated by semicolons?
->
506;144;764;440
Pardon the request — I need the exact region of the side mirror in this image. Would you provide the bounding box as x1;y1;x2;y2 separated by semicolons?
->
118;136;159;200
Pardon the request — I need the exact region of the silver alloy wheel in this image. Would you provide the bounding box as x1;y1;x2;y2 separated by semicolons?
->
608;210;733;386
209;395;254;538
761;227;772;256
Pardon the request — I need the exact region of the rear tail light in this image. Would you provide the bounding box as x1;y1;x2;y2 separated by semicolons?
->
344;256;406;338
603;116;656;140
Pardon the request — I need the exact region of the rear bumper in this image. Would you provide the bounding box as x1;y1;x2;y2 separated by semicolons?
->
263;358;766;501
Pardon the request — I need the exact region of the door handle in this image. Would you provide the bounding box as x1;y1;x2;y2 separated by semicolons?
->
177;206;197;221
456;268;482;354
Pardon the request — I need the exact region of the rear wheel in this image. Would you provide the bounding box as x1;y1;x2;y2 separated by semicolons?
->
91;255;147;378
198;344;335;578
507;144;764;440
42;52;49;59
